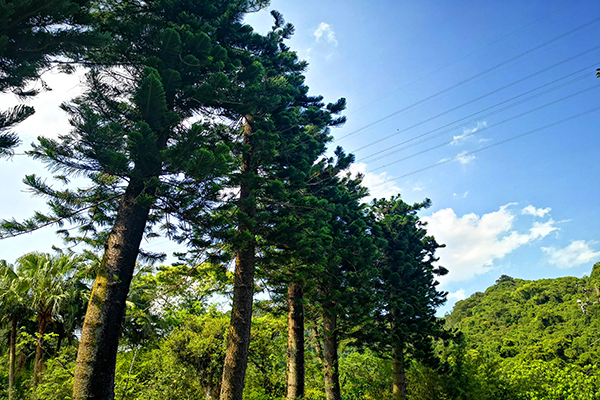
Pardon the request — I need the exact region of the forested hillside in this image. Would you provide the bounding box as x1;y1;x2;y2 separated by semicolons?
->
447;264;600;365
428;262;600;400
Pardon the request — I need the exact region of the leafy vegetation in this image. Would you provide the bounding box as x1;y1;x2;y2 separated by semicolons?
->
1;1;600;400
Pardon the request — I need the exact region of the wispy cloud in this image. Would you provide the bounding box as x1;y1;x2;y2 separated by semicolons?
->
451;121;487;145
456;151;475;164
453;191;469;198
439;151;476;165
422;204;558;283
542;240;600;268
314;22;338;46
522;205;551;218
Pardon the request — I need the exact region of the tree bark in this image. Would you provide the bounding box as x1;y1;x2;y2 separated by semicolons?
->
310;326;324;365
286;283;305;400
392;344;407;400
206;384;221;400
220;117;256;400
33;312;49;386
8;314;16;400
73;178;153;400
55;322;64;357
322;310;341;400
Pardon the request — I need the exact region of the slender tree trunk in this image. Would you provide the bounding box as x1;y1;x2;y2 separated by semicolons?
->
322;310;341;400
33;313;49;386
220;117;256;400
55;323;64;357
310;325;324;365
8;314;17;400
286;283;305;400
73;178;153;400
17;348;26;372
206;384;220;400
392;344;407;400
56;334;63;357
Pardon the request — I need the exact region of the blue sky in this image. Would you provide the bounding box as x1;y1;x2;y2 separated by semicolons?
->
1;0;599;314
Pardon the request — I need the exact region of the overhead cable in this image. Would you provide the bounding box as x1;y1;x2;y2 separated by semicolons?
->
373;105;600;186
369;83;599;172
337;15;600;141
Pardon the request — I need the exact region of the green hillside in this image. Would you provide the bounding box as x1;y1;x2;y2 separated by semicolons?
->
428;263;600;400
447;264;600;365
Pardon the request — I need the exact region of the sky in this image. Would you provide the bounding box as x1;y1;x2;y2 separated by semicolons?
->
1;0;599;315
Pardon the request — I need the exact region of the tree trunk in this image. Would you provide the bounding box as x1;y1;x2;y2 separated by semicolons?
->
392;344;407;400
220;117;256;400
73;178;153;400
8;314;16;400
55;322;64;357
322;310;341;400
17;348;26;372
206;384;221;400
286;283;305;400
310;325;324;365
33;313;49;386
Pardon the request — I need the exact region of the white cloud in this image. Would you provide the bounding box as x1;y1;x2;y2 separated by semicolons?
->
448;289;466;301
0;68;85;141
347;162;401;201
422;204;558;283
314;22;338;46
452;191;469;198
542;240;600;268
412;185;425;192
451;121;487;145
439;151;476;165
522;205;551;218
456;151;475;164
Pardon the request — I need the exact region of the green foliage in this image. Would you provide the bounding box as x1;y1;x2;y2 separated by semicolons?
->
28;346;77;400
338;348;393;400
244;314;287;399
362;196;447;358
434;264;600;400
0;0;106;158
446;272;600;366
0;105;33;158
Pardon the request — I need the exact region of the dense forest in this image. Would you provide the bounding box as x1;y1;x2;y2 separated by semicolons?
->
0;1;599;400
4;259;600;400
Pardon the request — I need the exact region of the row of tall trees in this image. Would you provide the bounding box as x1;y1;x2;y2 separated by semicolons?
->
0;1;448;400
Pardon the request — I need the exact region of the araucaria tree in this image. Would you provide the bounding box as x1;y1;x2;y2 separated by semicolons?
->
1;1;270;398
365;196;448;400
316;174;377;400
208;12;347;399
1;2;346;399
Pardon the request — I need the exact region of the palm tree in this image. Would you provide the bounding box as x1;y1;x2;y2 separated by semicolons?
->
16;253;88;386
0;260;30;400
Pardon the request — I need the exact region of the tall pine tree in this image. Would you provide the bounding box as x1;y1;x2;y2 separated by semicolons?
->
365;196;448;400
202;12;347;399
1;1;269;398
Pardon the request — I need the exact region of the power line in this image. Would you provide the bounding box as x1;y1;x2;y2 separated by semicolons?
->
346;0;583;115
369;83;599;172
361;67;593;164
373;105;600;186
336;15;600;142
350;45;600;154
